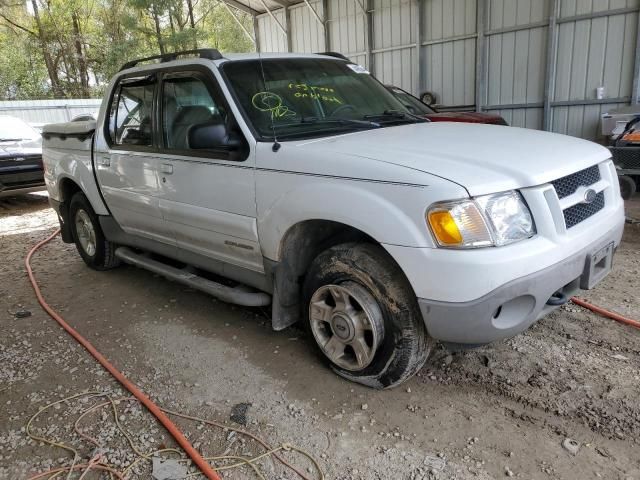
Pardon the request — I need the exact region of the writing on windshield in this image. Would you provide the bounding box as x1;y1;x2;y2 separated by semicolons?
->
288;83;343;104
251;92;296;120
222;58;416;139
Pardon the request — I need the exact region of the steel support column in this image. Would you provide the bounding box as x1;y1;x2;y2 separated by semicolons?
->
322;0;330;51
365;0;374;73
416;0;425;95
632;10;640;104
253;14;261;52
475;0;487;113
543;0;560;131
284;6;293;52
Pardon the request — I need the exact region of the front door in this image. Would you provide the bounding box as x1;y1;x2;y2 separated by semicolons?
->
156;70;262;272
95;74;173;246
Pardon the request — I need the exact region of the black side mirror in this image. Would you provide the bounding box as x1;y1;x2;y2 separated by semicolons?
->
188;122;243;152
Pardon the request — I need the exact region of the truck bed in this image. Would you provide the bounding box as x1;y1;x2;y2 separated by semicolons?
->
42;120;96;151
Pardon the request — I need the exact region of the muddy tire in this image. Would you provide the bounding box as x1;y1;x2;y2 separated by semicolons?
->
69;192;120;270
303;243;433;389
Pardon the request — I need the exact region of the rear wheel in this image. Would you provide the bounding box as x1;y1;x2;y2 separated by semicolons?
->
303;243;433;389
69;192;120;270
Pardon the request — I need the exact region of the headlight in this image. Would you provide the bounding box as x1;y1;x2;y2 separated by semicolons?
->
427;191;535;248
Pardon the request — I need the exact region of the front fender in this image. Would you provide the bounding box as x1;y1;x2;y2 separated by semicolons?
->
257;178;437;261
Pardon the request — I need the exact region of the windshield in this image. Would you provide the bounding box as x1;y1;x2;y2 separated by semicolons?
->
387;87;435;115
222;58;422;140
0;116;39;141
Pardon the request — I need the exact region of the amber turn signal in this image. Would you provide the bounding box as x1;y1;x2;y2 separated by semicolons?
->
428;210;463;245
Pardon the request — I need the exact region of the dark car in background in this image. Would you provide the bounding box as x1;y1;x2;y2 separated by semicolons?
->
0;115;44;197
386;85;508;126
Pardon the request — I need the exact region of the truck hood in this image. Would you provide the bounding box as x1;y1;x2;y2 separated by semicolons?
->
297;123;612;196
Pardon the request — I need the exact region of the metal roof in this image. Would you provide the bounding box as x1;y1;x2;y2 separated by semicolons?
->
223;0;305;15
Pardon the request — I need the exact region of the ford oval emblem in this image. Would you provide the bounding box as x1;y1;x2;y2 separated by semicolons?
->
583;188;597;204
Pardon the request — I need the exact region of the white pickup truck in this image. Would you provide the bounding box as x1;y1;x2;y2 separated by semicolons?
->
43;49;625;388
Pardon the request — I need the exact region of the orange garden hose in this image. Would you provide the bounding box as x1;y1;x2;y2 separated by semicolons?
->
571;296;640;329
24;229;638;478
25;229;222;480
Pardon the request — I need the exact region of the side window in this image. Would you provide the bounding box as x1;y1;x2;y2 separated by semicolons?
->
161;75;226;150
108;77;155;147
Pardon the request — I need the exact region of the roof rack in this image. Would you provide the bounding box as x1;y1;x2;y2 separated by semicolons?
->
316;52;351;62
119;48;224;71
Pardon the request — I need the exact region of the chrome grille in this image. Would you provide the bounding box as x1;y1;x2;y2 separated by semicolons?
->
550;164;600;199
550;164;605;229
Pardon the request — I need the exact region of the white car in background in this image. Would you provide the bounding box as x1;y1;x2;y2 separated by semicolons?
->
0;115;44;197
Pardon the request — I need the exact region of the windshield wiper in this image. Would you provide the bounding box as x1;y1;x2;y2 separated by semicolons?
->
299;116;381;128
272;117;382;140
363;110;426;123
269;117;382;140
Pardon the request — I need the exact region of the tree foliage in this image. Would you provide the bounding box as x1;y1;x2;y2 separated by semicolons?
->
0;0;255;99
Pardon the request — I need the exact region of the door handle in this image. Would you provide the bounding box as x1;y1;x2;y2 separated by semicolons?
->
160;163;173;174
100;157;111;167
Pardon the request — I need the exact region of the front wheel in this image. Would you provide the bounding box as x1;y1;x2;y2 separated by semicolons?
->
303;243;434;389
69;192;120;270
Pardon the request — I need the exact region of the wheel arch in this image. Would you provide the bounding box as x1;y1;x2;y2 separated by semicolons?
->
59;176;83;203
56;177;85;242
269;218;415;331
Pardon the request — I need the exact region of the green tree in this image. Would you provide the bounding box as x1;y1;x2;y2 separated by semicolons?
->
0;24;50;99
0;0;255;100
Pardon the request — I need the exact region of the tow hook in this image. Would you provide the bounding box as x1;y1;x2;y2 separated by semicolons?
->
547;290;568;306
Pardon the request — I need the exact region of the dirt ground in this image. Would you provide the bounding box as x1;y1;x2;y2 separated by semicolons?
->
1;191;639;480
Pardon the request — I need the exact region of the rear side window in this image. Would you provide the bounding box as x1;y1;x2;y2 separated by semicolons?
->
108;76;155;147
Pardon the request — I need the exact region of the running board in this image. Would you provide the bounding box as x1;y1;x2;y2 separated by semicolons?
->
115;247;271;307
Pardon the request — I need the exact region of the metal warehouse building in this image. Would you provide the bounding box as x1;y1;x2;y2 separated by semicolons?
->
223;0;640;140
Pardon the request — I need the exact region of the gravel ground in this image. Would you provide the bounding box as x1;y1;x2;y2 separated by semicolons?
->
0;191;639;480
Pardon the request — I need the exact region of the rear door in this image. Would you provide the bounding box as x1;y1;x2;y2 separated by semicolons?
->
95;75;173;246
156;69;262;272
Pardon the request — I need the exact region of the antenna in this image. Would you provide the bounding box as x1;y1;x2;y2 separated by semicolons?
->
256;52;281;152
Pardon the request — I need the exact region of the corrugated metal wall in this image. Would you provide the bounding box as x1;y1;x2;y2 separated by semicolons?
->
371;0;419;94
0;99;102;125
423;0;477;107
256;7;288;52
552;0;638;138
483;0;549;130
327;0;368;68
290;1;326;52
253;0;640;140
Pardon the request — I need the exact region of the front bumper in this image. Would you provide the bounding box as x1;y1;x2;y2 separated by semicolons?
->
416;221;624;344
